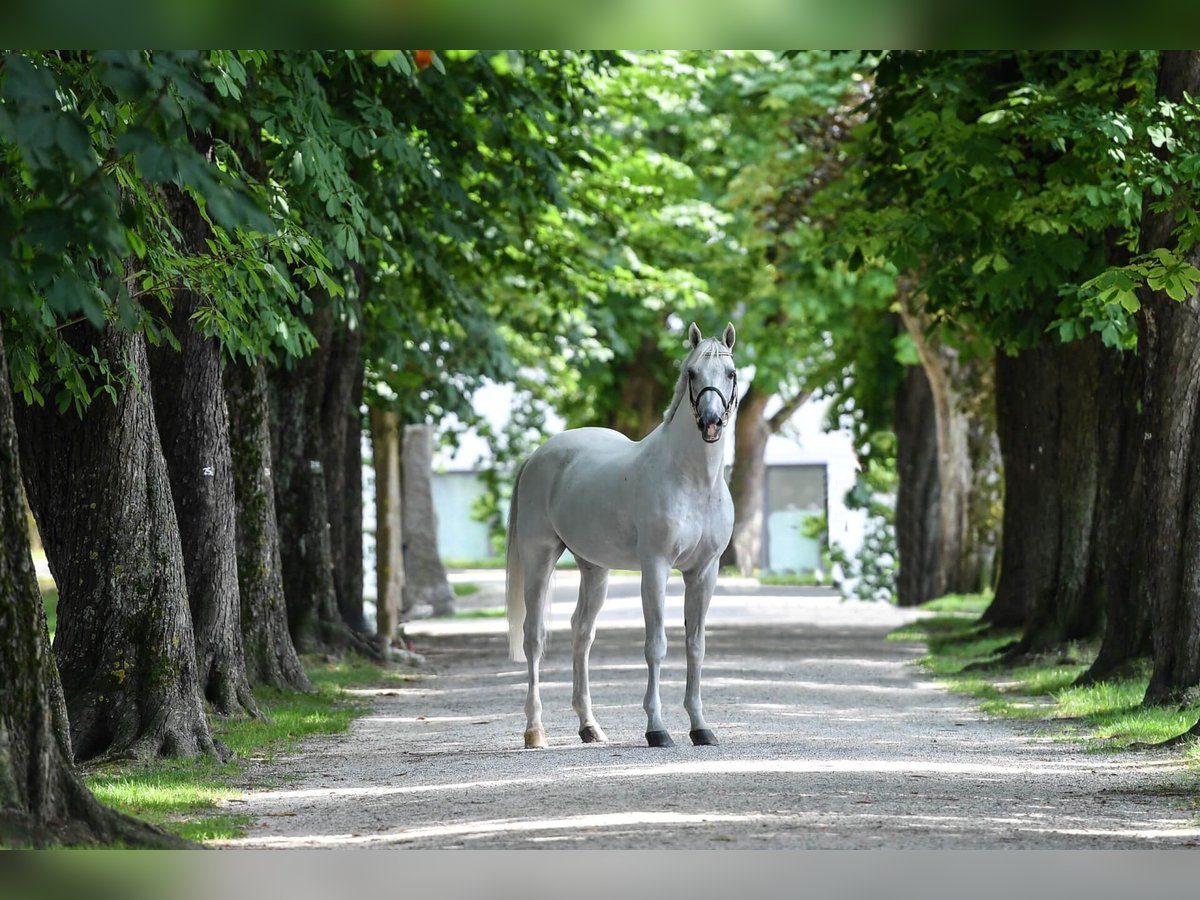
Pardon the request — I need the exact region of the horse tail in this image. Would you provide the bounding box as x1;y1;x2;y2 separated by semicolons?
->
506;460;528;662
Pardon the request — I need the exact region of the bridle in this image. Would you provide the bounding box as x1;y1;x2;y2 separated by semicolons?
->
689;363;738;430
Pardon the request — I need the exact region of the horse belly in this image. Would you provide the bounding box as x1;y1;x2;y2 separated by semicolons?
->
549;477;641;569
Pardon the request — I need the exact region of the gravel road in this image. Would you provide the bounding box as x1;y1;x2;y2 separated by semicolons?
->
224;575;1200;849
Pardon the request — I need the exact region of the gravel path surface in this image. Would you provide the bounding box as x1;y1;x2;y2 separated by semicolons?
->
224;577;1200;849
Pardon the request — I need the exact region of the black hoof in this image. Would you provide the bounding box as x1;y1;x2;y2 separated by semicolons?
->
689;728;719;746
579;725;604;743
646;730;675;748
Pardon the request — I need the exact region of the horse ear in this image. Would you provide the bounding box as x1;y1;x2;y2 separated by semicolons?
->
688;322;702;348
723;322;736;349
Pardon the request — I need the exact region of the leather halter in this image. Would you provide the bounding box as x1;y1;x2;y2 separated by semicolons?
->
689;367;738;429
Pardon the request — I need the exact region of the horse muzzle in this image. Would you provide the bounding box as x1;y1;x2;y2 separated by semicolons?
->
698;418;723;443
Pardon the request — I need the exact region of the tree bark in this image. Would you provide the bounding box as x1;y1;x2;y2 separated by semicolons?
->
987;338;1106;651
1076;346;1150;684
147;184;257;718
893;364;941;607
897;287;999;601
371;408;404;641
602;335;671;440
401;423;456;616
720;383;770;575
0;327;189;848
1139;51;1200;707
268;306;380;657
223;357;310;692
14;323;216;761
321;316;366;633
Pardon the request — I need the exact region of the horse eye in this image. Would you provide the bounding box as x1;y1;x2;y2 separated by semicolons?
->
687;368;697;378
727;371;735;379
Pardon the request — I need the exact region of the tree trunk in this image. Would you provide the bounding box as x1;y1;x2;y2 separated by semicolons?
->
321;317;366;632
401;423;456;616
371;408;405;641
603;336;670;440
893;364;941;607
1139;51;1200;708
13;323;216;761
0;327;188;848
986;338;1106;651
1076;346;1150;684
897;290;999;600
223;357;310;692
720;383;770;575
146;184;257;718
267;307;380;657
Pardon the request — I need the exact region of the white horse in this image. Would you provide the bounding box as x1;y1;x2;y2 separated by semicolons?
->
506;322;738;749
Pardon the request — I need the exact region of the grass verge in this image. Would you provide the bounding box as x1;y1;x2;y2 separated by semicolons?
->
83;656;424;844
889;593;1200;761
758;571;829;587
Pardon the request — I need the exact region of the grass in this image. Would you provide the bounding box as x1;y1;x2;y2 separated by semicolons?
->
758;571;829;587
83;656;424;845
889;593;1200;760
42;587;58;642
453;582;481;597
452;607;506;619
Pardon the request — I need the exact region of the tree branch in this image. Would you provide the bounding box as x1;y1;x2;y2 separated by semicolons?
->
768;386;814;433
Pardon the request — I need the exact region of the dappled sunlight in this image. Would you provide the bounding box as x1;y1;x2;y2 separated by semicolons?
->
222;811;776;848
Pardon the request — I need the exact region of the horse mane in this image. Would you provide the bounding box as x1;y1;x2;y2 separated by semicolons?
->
662;337;732;425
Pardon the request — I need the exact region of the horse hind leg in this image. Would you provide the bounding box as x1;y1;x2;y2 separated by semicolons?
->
522;542;561;749
571;561;610;743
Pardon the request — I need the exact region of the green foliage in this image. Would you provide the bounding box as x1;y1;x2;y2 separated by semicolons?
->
830;448;899;602
0;51;330;411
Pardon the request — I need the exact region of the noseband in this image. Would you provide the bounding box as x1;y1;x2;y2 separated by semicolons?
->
689;368;738;429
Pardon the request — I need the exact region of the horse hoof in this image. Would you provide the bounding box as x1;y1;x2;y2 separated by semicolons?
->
645;730;675;748
579;725;607;743
689;728;719;746
524;728;547;749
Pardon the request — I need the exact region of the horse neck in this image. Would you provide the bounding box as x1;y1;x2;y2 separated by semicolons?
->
654;402;727;490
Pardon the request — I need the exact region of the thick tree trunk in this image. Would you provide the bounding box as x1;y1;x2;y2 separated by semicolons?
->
268;307;380;657
720;383;770;575
401;423;456;616
1076;347;1150;684
14;323;215;761
893;364;941;607
987;339;1106;651
371;408;405;640
0;327;188;848
146;184;257;718
897;292;999;601
321;317;367;632
223;357;310;692
1140;50;1200;707
603;336;670;440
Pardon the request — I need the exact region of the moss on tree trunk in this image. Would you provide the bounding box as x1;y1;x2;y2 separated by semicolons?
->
13;322;216;762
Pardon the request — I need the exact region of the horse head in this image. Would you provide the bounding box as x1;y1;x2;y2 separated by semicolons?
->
686;322;738;443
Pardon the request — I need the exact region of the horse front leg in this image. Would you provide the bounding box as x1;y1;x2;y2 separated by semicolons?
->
640;557;673;747
683;558;719;746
